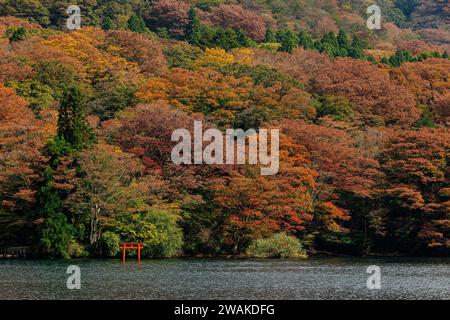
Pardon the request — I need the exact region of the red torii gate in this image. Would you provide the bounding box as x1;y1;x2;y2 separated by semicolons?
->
120;242;143;263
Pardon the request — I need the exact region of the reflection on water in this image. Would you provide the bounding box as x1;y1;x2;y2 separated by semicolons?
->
0;257;449;300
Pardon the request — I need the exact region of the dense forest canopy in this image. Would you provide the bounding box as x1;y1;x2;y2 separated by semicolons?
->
0;0;449;258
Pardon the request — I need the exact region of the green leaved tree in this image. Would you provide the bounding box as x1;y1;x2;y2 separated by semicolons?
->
57;85;95;151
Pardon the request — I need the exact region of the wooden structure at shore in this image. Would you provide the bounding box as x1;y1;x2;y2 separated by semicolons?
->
0;246;31;258
120;242;143;264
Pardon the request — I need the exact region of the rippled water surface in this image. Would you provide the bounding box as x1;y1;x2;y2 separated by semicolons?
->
0;257;449;300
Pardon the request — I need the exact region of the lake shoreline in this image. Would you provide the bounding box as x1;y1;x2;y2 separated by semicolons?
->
1;252;448;260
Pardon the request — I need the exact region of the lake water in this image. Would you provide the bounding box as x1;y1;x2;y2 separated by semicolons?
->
0;257;449;300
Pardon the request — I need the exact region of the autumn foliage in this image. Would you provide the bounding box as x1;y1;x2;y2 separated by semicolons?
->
0;83;45;242
0;5;449;258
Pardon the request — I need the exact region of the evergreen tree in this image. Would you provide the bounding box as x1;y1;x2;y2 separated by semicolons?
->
236;29;255;48
102;16;114;31
415;106;437;128
36;168;62;217
35;167;74;259
6;26;27;42
430;51;441;58
39;211;74;258
337;30;349;49
34;86;95;258
319;32;339;57
213;27;239;50
337;30;350;56
394;0;420;18
127;14;146;33
366;55;377;63
57;85;95;151
387;50;416;67
298;30;314;49
276;29;298;53
348;36;367;59
186;8;203;47
264;28;276;43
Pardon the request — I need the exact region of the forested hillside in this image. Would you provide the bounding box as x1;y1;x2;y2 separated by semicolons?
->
0;0;449;258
